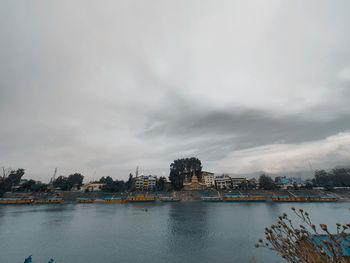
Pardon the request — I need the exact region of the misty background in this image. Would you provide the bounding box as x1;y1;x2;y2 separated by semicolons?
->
1;0;350;181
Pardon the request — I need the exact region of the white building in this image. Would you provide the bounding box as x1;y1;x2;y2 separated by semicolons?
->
215;175;232;189
81;182;105;192
135;175;157;190
231;177;247;189
202;171;215;187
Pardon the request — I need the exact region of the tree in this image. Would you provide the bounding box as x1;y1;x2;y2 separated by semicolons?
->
313;168;350;188
259;174;276;190
53;176;69;190
0;168;25;196
8;169;25;186
156;176;166;191
169;157;202;190
125;173;134;191
101;177;126;192
98;176;106;183
21;180;36;192
31;183;48;192
67;173;84;190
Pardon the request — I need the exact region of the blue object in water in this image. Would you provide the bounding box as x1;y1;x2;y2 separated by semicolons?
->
23;256;54;263
24;255;32;263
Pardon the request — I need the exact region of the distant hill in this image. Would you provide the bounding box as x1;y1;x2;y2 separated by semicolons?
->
220;169;315;180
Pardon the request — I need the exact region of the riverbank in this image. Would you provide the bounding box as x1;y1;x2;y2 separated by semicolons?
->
3;189;350;202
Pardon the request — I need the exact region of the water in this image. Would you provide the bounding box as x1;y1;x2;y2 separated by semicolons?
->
1;202;349;263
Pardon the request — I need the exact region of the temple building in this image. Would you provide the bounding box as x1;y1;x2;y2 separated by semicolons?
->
183;173;207;190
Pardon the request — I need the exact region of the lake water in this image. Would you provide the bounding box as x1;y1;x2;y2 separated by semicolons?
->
1;202;349;263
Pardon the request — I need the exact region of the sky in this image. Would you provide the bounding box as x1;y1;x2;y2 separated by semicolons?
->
1;1;350;182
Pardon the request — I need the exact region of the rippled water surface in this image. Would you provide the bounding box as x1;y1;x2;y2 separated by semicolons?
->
1;202;349;262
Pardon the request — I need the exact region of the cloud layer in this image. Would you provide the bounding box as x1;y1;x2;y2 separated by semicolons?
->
1;0;350;181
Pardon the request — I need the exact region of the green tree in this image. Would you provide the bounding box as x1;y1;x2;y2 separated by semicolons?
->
21;179;36;192
156;176;166;191
67;173;84;190
53;176;69;190
31;183;48;192
169;157;202;190
0;168;25;196
101;177;126;192
259;174;276;190
125;173;134;191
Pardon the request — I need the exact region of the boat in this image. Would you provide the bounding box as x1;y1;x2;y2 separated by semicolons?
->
35;197;63;204
104;197;126;203
127;194;156;202
201;196;223;202
307;196;340;202
224;194;266;202
271;195;308;202
76;198;96;203
159;192;181;202
0;197;33;204
159;196;181;202
271;195;340;202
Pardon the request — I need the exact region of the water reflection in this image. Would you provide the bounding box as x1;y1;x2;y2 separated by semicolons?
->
165;202;210;262
1;202;349;262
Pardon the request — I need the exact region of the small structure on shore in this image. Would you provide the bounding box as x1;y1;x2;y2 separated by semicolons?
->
183;174;206;191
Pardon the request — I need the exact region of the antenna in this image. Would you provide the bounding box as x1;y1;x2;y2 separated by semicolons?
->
136;166;139;177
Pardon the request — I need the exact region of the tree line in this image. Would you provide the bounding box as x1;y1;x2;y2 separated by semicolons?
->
2;162;350;195
313;168;350;188
91;174;167;192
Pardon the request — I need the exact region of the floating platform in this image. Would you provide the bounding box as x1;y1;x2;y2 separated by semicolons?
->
0;198;33;204
35;197;63;204
159;196;181;202
271;195;340;202
104;197;126;203
201;196;223;202
127;194;155;202
224;195;266;202
76;198;96;203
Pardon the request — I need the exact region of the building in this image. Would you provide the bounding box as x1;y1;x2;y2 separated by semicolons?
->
275;176;306;190
135;175;157;190
215;175;232;189
231;177;247;189
248;178;259;189
183;173;207;190
202;171;215;187
81;182;105;192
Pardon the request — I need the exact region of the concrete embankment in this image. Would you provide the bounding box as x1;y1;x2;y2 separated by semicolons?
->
3;189;350;202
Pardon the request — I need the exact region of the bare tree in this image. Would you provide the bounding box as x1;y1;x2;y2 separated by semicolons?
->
256;208;350;263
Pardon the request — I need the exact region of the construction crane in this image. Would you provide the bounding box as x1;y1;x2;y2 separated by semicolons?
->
49;168;57;185
308;161;314;176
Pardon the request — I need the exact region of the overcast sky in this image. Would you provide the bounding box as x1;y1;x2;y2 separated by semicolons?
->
1;1;350;181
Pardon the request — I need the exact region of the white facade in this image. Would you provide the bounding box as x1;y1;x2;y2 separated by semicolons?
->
135;175;157;190
203;174;215;187
215;175;232;189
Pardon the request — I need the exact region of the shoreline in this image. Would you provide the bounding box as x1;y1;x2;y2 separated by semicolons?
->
2;189;350;202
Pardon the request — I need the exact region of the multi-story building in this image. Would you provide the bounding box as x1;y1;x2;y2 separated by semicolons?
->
275;176;306;190
231;177;247;189
202;171;215;187
135;175;157;190
215;175;232;189
248;178;259;189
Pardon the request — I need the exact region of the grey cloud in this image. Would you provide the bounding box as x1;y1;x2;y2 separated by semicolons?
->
1;1;350;180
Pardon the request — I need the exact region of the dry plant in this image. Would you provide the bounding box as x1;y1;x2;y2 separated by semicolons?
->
256;207;350;263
